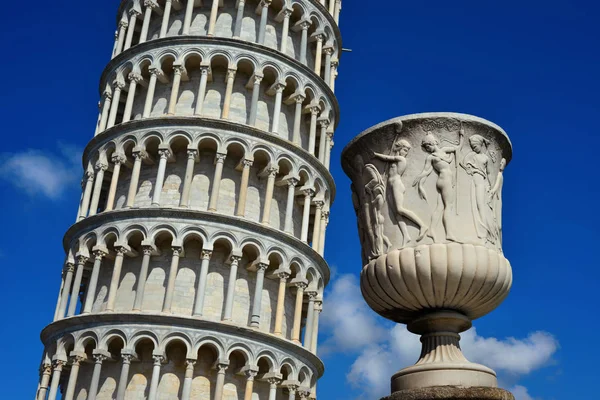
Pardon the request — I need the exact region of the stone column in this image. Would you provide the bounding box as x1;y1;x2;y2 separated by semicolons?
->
303;291;317;348
310;301;323;353
168;65;184;115
94;101;103;136
330;59;339;90
213;363;229;400
236;159;253;217
284;178;299;234
98;90;112;133
64;355;85;400
250;263;268;328
162;246;182;313
89;162;108;217
106;246;128;311
46;360;65;400
193;250;212;316
116;352;135;400
36;364;52;400
299;21;310;65
221;69;237;119
223;256;241;321
208;153;227;211
317;120;330;163
318;210;329;255
307;106;320;156
300;189;314;243
257;0;271;45
194;66;210;115
248;74;263;126
243;369;258;400
105;154;125;212
273;271;290;336
67;255;88;317
159;0;173;38
313;34;324;76
133;245;153;311
233;0;246;39
271;83;285;133
208;0;220;36
323;47;333;85
148;355;165;400
334;0;341;24
182;0;195;35
152;149;170;206
126;150;146;207
329;0;335;14
78;171;95;220
139;1;157;43
291;281;307;344
298;389;311;400
53;273;65;321
181;360;196;400
115;21;128;55
107;81;126;129
83;250;106;314
325;131;333;170
292;94;305;145
124;9;141;51
311;201;324;250
279;9;292;54
261;167;278;225
88;354;108;400
268;378;282;400
286;384;299;400
57;263;75;320
143;68;163;117
179;149;197;208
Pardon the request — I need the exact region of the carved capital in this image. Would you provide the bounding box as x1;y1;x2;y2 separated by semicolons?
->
323;47;334;56
128;72;144;84
200;66;211;75
245;370;258;380
115;245;129;256
278;271;290;281
112;153;127;165
158;149;171;159
314;200;325;209
252;75;263;85
121;354;134;364
113;81;126;90
187;149;198;159
152;355;164;366
268;377;282;386
300;21;311;30
216;363;228;374
172;247;182;257
293;281;308;290
226;69;237;80
287;178;299;187
310;106;321;116
76;255;89;266
70;355;86;366
144;0;159;8
306;290;319;300
229;255;242;266
118;20;129;29
142;245;154;257
128;8;142;17
93;354;108;364
133;150;148;161
303;188;315;198
201;250;213;260
294;94;306;104
185;360;196;369
52;360;65;370
40;363;52;375
257;262;269;272
242;159;254;168
216;153;227;163
149;67;164;78
95;161;108;171
65;263;75;274
103;90;113;100
267;167;278;177
173;65;185;76
318;119;330;129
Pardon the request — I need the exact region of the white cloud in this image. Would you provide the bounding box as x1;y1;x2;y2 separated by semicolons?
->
0;146;81;199
510;385;534;400
320;274;388;354
322;274;558;399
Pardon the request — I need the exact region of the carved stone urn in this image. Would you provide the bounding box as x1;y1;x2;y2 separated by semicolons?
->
341;113;513;395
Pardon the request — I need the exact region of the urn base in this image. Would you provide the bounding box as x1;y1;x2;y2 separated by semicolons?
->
392;311;497;392
382;386;514;400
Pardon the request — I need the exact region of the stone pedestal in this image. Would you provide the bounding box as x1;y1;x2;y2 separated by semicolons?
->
382;387;515;400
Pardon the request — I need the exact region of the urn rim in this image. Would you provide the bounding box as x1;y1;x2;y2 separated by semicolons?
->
341;112;513;175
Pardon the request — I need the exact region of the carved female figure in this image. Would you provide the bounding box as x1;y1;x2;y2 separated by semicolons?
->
461;135;499;246
413;130;464;243
363;163;391;257
373;139;428;246
489;158;506;248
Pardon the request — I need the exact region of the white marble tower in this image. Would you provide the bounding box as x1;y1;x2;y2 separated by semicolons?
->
36;1;342;399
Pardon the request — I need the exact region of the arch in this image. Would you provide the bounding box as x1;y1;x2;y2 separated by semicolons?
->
161;333;193;358
100;329;128;350
75;332;99;352
130;331;159;349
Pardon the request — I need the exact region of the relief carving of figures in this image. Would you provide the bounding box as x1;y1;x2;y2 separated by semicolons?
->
373;139;428;247
489;158;506;249
413;127;464;243
460;135;500;246
363;162;391;257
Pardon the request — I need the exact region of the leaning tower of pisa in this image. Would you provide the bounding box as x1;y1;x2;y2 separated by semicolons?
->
36;1;341;399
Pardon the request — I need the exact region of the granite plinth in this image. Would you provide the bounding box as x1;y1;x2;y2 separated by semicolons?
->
382;386;514;400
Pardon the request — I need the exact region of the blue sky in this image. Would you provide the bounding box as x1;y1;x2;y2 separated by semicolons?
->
0;0;598;399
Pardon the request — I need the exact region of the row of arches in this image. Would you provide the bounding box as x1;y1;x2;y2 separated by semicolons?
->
55;221;326;354
112;0;341;83
38;326;318;400
96;44;337;165
78;130;332;246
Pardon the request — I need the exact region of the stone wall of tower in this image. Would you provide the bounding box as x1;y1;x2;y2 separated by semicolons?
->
36;0;342;399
